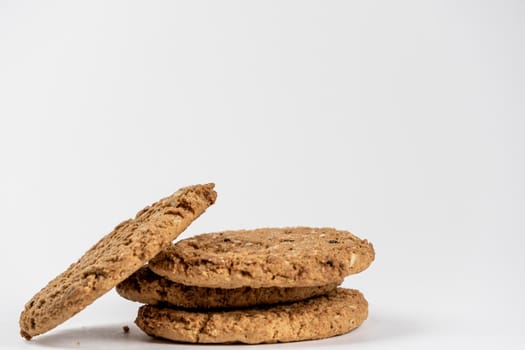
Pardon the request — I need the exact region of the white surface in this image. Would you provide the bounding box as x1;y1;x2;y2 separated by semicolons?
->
1;0;524;349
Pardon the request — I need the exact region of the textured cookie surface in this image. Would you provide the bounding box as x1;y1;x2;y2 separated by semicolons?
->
135;288;367;344
116;267;340;309
149;227;375;288
19;184;217;340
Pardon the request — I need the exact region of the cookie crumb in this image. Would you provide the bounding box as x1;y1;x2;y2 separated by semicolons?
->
123;325;130;333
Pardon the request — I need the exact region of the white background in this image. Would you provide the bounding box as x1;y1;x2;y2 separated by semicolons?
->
1;1;524;349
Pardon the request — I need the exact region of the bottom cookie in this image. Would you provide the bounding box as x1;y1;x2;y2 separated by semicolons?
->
135;288;368;344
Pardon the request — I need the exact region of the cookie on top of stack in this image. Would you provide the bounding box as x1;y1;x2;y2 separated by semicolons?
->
117;227;375;344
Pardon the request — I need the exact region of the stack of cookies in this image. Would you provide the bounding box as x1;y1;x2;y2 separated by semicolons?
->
19;183;375;344
117;227;375;344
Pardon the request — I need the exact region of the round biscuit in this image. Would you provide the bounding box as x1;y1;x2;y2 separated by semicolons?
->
19;183;216;340
116;266;340;308
135;288;368;344
149;227;374;288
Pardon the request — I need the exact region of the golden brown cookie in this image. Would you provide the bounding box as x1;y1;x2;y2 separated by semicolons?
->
149;227;375;288
19;184;217;340
135;288;368;344
116;267;341;309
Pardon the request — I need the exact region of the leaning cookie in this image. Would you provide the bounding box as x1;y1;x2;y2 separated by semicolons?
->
19;184;217;340
135;288;367;344
149;227;375;288
116;267;341;309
